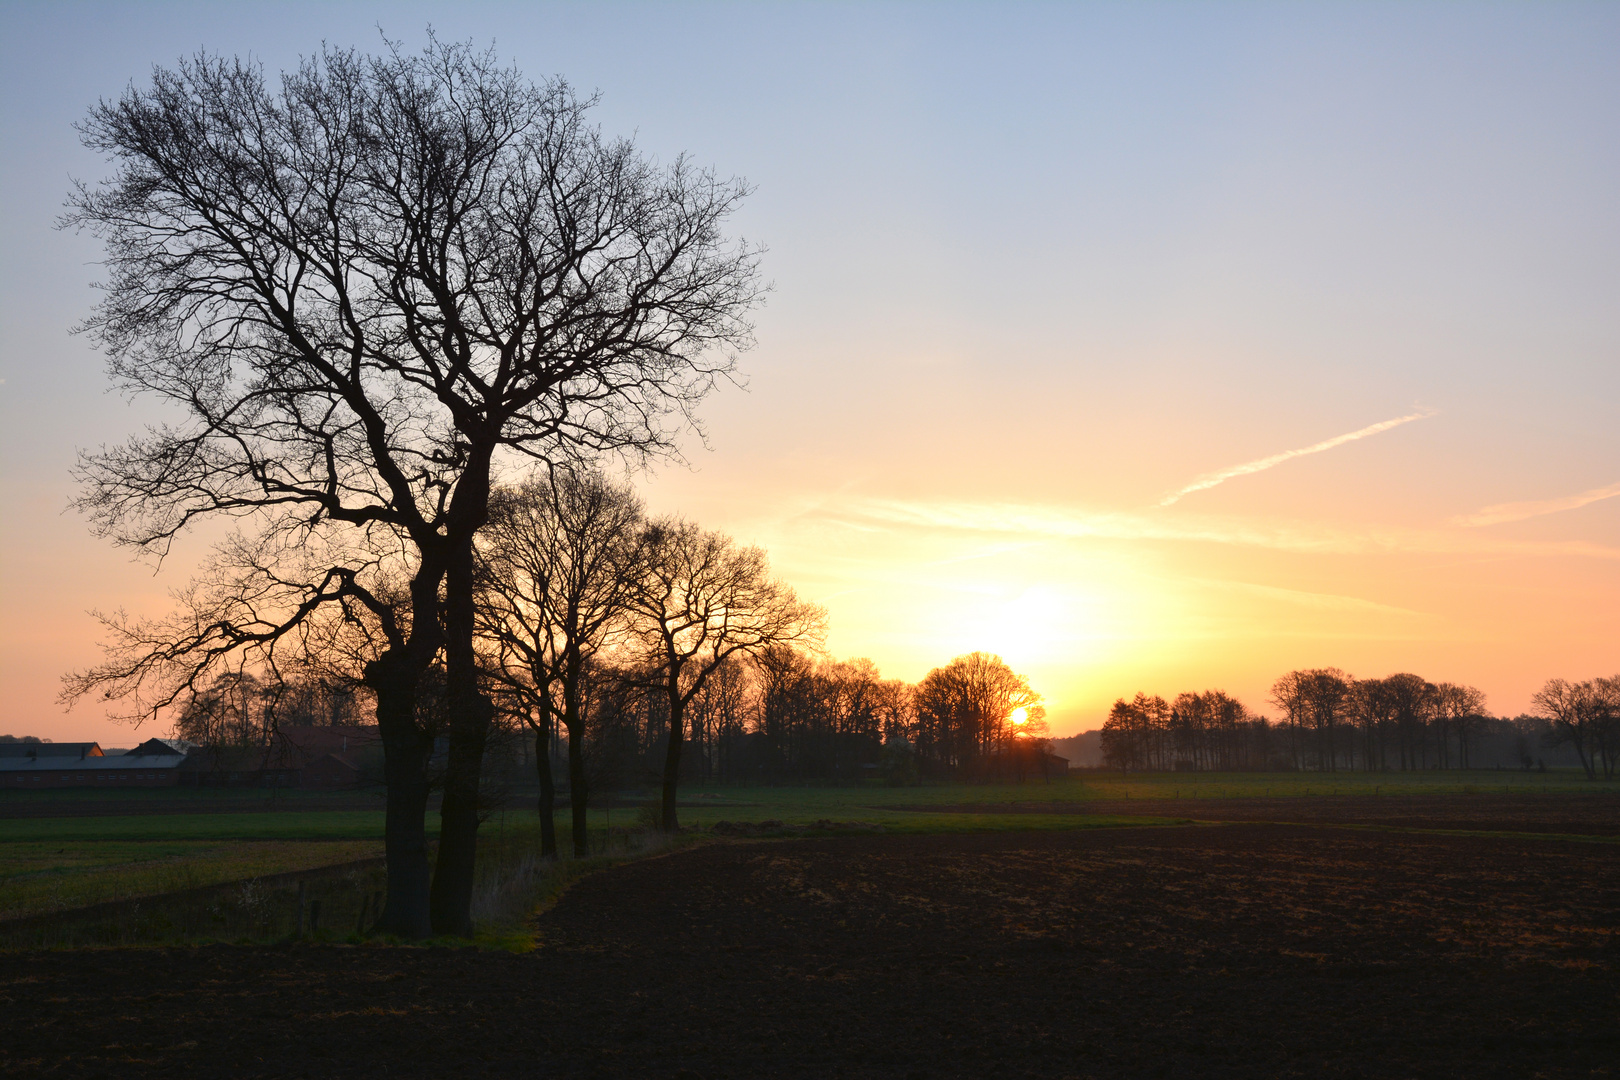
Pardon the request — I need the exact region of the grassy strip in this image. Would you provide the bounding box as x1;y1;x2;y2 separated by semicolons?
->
0;839;383;922
0;811;393;843
466;831;703;952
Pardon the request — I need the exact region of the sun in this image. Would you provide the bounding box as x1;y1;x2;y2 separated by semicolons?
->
1009;706;1030;727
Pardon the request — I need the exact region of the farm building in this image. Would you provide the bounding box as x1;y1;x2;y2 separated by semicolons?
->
1;729;381;791
177;725;381;790
0;738;191;788
979;744;1071;782
0;740;105;760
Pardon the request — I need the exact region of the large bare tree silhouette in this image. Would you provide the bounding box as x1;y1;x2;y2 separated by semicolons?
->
63;36;762;935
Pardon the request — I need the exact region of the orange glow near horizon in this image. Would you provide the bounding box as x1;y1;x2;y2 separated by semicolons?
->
3;7;1616;745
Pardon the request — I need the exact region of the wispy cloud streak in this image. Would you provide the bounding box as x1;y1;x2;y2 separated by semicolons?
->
1455;480;1620;527
1159;408;1437;506
826;497;1620;560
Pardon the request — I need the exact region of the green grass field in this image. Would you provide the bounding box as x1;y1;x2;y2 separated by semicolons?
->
0;810;394;844
1;767;1611;943
0;840;383;922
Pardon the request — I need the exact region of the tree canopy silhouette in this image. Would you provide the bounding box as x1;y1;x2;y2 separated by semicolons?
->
63;35;763;935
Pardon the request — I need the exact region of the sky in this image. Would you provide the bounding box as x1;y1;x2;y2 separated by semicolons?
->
2;1;1616;744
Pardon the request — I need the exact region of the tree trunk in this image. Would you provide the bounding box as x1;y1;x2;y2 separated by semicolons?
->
1568;725;1596;780
564;654;589;858
534;724;558;861
661;687;685;833
432;507;494;935
432;688;492;935
368;651;433;939
431;454;496;937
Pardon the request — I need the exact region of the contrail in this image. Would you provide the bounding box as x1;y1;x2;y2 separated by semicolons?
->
1455;480;1620;527
1159;407;1437;506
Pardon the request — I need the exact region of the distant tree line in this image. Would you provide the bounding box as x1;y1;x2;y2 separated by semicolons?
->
498;644;1052;801
115;465;1059;867
471;471;1055;855
1100;670;1620;778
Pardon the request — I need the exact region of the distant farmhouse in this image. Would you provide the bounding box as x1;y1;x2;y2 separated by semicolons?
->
0;737;192;788
0;727;380;790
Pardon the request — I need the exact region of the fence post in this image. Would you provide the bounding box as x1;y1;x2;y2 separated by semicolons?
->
309;899;321;936
296;881;306;938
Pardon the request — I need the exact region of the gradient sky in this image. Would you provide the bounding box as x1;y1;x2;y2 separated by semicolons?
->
2;2;1616;744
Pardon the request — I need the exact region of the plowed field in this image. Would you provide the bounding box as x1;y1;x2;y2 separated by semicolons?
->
4;821;1616;1078
901;792;1620;835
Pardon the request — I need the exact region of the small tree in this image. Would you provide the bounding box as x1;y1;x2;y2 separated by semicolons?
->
1434;682;1487;770
477;470;644;857
1592;676;1620;780
625;518;823;831
1533;678;1603;780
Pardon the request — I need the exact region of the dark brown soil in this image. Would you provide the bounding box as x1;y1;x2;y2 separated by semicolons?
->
902;792;1620;835
3;822;1616;1079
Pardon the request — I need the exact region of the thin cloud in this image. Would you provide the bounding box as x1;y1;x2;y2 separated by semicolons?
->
1185;577;1426;618
1159;407;1438;506
828;496;1620;560
1454;480;1620;527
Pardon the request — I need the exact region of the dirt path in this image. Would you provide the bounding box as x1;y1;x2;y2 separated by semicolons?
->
3;823;1616;1078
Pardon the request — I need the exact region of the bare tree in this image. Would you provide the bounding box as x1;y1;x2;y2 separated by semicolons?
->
1593;675;1620;780
1100;694;1164;773
60;532;440;934
1347;678;1396;771
1271;669;1351;771
913;652;1042;776
1380;673;1439;770
477;470;644;857
1434;683;1487;770
1592;676;1620;780
64;37;762;934
625;518;823;831
1532;678;1603;780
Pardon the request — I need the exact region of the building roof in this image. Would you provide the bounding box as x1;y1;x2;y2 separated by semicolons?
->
0;753;186;773
0;742;104;760
128;737;197;756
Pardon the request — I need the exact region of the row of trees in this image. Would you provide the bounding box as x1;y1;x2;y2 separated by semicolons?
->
1099;691;1274;773
91;459;1054;858
473;475;1050;854
474;472;822;858
571;645;1046;788
1100;670;1620;779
